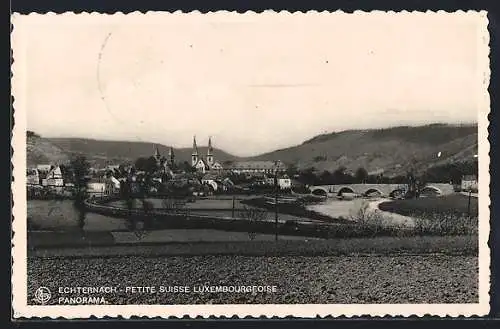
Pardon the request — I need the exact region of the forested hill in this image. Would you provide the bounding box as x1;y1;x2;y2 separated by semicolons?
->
27;123;478;176
26;134;240;168
248;123;478;176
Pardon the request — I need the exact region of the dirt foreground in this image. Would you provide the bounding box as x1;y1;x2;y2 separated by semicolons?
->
28;254;477;305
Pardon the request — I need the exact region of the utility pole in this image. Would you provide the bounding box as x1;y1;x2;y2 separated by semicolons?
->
467;189;472;218
465;154;478;219
274;160;280;241
232;195;235;218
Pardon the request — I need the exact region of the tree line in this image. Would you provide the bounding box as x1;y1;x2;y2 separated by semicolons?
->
421;160;478;185
288;160;478;186
64;155;479;189
291;166;402;186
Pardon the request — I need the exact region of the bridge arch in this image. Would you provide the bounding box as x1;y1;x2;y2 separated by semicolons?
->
420;185;442;196
311;187;328;196
363;188;384;197
337;186;356;197
389;189;405;199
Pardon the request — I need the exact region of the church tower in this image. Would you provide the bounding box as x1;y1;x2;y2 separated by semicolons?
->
207;137;214;167
168;146;175;167
191;136;199;167
154;144;161;167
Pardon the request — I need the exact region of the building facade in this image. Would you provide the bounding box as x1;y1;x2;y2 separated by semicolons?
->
26;168;41;185
228;161;287;175
191;136;223;174
461;174;478;192
87;176;120;197
42;165;64;188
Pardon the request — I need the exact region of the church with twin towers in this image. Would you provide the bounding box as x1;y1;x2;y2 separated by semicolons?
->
191;136;224;174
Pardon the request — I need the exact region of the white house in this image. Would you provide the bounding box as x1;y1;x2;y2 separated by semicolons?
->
87;180;106;196
260;175;291;190
220;178;234;192
43;166;64;192
461;175;478;192
278;177;292;190
26;168;40;185
102;176;120;195
106;164;120;172
36;164;52;173
152;177;163;184
265;177;275;185
109;176;121;190
201;173;219;191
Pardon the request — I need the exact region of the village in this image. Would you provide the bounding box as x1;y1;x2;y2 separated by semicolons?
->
26;137;479;203
26;136;295;200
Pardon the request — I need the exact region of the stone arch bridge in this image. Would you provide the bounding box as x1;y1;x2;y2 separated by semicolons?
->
309;183;454;198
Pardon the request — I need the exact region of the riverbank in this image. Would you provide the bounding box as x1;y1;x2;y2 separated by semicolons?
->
365;199;416;227
240;197;349;224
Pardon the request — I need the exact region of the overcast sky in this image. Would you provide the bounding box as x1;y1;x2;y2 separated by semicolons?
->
13;12;487;156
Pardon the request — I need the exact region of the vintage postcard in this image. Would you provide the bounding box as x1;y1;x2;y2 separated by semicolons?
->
11;11;490;318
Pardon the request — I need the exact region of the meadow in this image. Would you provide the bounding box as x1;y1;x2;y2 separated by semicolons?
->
378;194;479;236
378;194;478;217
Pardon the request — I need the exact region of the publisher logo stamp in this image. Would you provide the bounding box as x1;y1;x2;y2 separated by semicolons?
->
34;287;51;304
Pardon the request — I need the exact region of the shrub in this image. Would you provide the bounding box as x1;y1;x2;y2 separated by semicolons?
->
349;201;392;238
413;212;478;236
237;206;268;240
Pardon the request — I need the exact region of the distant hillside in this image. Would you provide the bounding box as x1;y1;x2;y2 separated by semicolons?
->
27;134;69;165
26;136;240;168
249;123;478;176
27;123;479;176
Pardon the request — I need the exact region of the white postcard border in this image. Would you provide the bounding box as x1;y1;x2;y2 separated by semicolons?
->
11;10;491;318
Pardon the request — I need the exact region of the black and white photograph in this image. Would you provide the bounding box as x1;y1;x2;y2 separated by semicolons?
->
11;11;490;318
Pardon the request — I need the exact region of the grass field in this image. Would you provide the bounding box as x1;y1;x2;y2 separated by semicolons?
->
378;194;478;217
377;194;478;236
30;235;477;257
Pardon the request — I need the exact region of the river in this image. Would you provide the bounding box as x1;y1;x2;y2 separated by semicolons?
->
28;197;415;232
306;198;368;220
28;200;129;231
306;198;415;227
27;200;323;242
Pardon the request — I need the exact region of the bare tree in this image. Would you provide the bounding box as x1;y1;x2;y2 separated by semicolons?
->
349;201;385;238
69;156;90;233
238;206;268;240
161;198;187;215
